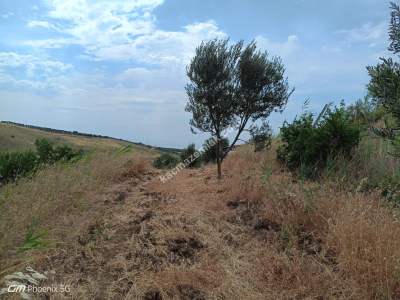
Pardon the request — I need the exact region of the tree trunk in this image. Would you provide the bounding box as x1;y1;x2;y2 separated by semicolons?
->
216;138;222;179
217;158;222;179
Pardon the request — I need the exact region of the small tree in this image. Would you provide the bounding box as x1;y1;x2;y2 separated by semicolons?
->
367;2;400;151
250;121;272;152
180;143;201;168
186;39;293;178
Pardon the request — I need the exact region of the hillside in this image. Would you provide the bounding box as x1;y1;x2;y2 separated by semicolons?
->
0;121;181;154
0;144;399;299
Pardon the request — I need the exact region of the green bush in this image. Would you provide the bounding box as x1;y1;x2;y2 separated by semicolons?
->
346;96;386;128
153;153;180;169
379;172;400;207
0;150;38;183
0;138;83;184
277;105;361;178
35;138;54;163
250;122;272;152
202;137;229;163
35;138;82;164
53;145;83;162
180;143;201;168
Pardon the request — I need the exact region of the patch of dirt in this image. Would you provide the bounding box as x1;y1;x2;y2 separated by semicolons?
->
133;210;154;224
113;190;128;202
297;230;322;255
226;199;247;209
167;237;205;264
77;220;107;246
143;288;163;300
253;218;281;232
177;284;206;300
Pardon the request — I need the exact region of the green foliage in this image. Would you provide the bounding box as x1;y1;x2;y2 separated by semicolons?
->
380;172;400;206
115;145;133;155
17;219;48;253
277;105;361;178
260;162;273;185
186;38;293;177
35;138;83;164
202;137;229;163
250;122;272;152
180;143;201;168
367;58;400;125
35;138;54;163
389;1;400;54
153;153;180;169
0;138;83;184
366;3;400;157
347;96;386;127
0;151;38;183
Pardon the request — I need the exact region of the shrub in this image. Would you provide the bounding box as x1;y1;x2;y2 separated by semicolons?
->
180;143;201;168
250;122;272;152
35;138;55;163
35;138;82;164
0;150;38;183
346;96;385;128
53;145;83;162
202;137;229;163
277;105;361;178
379;172;400;206
153;153;180;169
0;139;83;184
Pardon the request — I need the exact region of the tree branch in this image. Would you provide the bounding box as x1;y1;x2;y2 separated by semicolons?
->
221;114;250;160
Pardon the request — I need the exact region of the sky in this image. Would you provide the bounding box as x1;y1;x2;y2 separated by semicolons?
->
0;0;394;148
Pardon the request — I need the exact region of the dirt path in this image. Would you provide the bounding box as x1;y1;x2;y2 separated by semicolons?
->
32;166;221;299
45;163;266;299
1;155;278;299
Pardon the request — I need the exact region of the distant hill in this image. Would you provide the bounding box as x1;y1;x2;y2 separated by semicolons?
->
0;121;182;154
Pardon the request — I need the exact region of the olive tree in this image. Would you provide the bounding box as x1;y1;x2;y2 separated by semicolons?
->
367;2;400;143
186;39;293;178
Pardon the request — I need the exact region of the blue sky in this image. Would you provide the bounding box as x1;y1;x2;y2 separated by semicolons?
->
0;0;393;148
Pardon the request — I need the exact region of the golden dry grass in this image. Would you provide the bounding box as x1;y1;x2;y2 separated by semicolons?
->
0;122;156;153
1;145;400;299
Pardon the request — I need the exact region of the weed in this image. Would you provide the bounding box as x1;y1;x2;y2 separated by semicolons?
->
17;219;48;253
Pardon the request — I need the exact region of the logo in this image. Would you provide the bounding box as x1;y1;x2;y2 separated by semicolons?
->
7;284;26;293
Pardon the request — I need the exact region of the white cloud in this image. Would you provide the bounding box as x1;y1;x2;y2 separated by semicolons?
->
94;21;226;64
255;35;299;59
0;52;72;91
25;0;225;66
0;52;71;76
27;20;59;30
23;38;75;49
25;0;162;54
337;21;387;46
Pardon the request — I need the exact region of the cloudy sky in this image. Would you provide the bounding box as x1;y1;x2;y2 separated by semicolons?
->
0;0;393;147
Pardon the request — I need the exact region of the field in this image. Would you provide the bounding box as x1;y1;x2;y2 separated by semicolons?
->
1;135;399;299
0;122;162;154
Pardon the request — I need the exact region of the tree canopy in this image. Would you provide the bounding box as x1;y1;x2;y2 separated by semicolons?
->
367;2;400;128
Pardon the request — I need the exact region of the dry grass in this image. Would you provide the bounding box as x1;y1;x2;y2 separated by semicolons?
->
0;122;157;153
0;151;152;274
1;144;400;299
323;136;400;190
